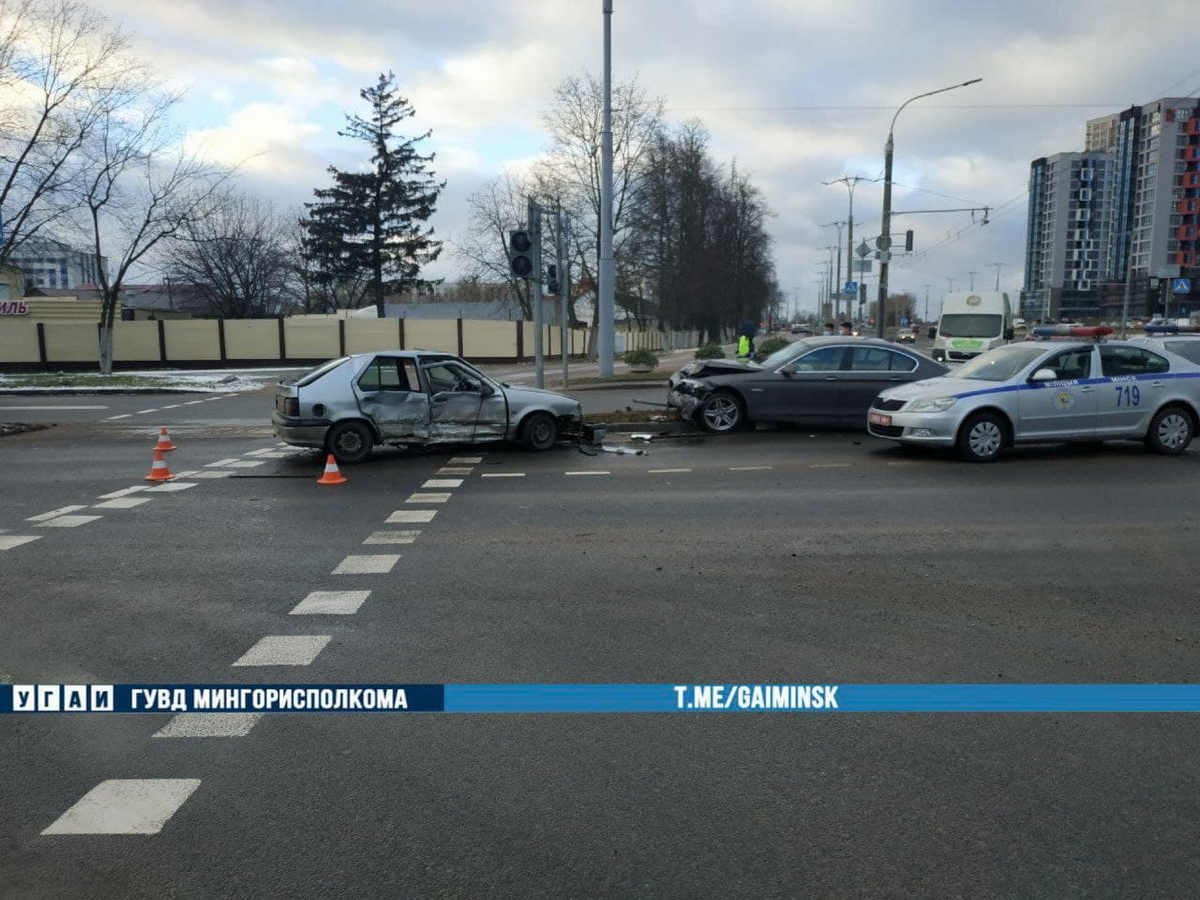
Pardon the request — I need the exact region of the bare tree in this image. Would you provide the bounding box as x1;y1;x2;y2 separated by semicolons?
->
165;190;295;318
0;0;146;264
78;94;228;373
454;170;537;319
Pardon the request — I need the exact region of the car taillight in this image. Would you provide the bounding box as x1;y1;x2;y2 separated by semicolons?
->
282;397;299;416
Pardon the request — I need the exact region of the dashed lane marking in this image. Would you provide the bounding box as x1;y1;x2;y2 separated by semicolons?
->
206;458;239;467
0;535;41;550
810;463;851;469
183;471;231;479
160;404;181;410
729;466;772;471
184;400;206;406
153;714;262;739
36;515;102;528
290;590;371;615
42;779;202;835
245;448;287;458
26;506;88;522
565;471;610;476
231;636;330;667
406;493;450;504
421;478;462;489
482;473;524;478
363;530;420;544
386;509;437;524
332;554;400;575
106;414;133;420
436;467;474;475
136;409;158;415
92;497;152;510
449;456;483;463
648;468;692;474
143;482;199;493
223;460;266;469
97;487;148;499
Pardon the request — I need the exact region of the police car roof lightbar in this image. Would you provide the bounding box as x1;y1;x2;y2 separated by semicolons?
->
1029;325;1113;339
1143;324;1200;334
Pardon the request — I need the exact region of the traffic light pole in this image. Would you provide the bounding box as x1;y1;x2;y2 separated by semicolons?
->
529;196;544;388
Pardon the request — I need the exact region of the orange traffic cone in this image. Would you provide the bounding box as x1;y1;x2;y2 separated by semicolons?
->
153;427;177;451
317;454;347;485
144;449;175;482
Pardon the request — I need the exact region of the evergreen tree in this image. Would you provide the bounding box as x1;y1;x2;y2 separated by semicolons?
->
304;72;444;316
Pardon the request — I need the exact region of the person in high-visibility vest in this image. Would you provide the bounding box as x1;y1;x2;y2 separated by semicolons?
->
736;333;752;360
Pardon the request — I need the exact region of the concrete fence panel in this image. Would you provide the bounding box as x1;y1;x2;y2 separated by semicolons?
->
345;319;401;354
462;320;517;359
164;321;221;361
284;319;340;360
0;320;42;363
112;321;160;362
225;319;281;360
404;319;457;354
43;323;99;362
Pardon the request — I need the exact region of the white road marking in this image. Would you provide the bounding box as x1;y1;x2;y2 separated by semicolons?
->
407;492;450;503
245;448;282;457
449;456;483;464
386;509;437;524
436;467;474;475
290;590;371;615
92;497;152;510
160;404;181;410
185;471;231;479
0;405;106;411
106;414;133;420
421;478;462;489
231;635;330;666
810;463;851;469
224;460;265;469
143;482;198;493
364;530;420;544
153;713;262;738
42;779;201;835
648;468;692;473
332;554;400;575
729;466;772;471
27;506;88;522
565;471;610;476
184;400;206;406
0;535;41;550
97;487;149;499
249;451;287;458
205;458;240;467
36;515;102;528
170;470;199;478
136;409;158;414
482;473;525;478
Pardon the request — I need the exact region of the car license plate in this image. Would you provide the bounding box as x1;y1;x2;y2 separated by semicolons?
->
868;412;892;426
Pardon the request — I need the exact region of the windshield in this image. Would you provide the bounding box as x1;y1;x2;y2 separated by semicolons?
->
939;313;1003;338
1164;340;1200;364
953;344;1047;381
759;338;814;370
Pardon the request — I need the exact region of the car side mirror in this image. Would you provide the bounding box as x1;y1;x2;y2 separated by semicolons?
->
1031;367;1058;382
780;363;798;376
480;383;495;398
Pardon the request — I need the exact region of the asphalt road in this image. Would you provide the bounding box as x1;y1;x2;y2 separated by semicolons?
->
2;393;1198;898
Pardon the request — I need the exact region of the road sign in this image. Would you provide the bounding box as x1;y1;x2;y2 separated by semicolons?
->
843;281;858;295
876;250;892;263
856;241;871;258
853;260;872;274
875;235;892;251
1173;278;1192;294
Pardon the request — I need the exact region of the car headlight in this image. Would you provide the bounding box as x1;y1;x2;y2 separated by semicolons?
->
906;396;958;413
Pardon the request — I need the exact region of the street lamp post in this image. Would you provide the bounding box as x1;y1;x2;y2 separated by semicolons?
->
825;176;871;326
822;223;846;319
876;78;981;337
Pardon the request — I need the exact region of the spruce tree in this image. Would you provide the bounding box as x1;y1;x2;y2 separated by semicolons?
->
304;72;444;316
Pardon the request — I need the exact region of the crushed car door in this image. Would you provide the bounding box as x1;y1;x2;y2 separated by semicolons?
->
420;360;487;443
354;356;430;441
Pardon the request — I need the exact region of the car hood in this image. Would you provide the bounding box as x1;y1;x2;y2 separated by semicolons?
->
878;376;994;402
501;384;581;410
673;359;761;379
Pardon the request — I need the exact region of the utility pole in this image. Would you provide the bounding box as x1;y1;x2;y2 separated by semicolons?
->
924;284;931;322
825;177;870;326
992;262;1006;291
598;0;615;376
966;270;979;291
823;222;846;319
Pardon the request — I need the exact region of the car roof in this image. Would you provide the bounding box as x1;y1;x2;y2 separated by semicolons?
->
346;350;457;361
799;336;902;348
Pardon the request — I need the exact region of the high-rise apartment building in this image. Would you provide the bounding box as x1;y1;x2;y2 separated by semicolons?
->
1023;97;1200;320
4;237;106;290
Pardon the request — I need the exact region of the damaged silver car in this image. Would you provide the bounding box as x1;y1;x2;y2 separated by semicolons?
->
273;351;585;463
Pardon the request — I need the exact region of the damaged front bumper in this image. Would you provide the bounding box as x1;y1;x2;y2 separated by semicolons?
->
667;379;709;420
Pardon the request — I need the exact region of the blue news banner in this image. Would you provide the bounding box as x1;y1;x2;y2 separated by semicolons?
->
4;683;1200;714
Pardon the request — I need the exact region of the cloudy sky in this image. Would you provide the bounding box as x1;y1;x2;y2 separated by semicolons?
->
99;0;1197;319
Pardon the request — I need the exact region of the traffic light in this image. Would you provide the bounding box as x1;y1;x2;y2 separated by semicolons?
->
508;230;534;279
546;265;559;294
904;229;914;252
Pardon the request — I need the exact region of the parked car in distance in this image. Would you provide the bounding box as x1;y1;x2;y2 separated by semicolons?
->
668;337;948;433
790;323;814;335
896;327;915;343
273;350;585;463
1126;328;1200;365
868;335;1200;462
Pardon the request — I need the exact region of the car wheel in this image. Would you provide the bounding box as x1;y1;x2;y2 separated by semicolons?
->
1146;405;1194;455
522;412;558;451
326;420;374;465
957;412;1006;463
697;391;745;433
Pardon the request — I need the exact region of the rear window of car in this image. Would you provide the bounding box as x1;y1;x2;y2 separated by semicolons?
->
1163;340;1200;365
1100;346;1170;376
294;357;349;387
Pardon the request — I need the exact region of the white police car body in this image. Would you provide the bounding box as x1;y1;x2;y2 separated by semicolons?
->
867;327;1200;461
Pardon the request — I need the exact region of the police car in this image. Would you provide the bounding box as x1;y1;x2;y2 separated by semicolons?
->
867;326;1200;462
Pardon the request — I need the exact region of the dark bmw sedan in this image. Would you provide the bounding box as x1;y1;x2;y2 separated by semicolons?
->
667;337;948;433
